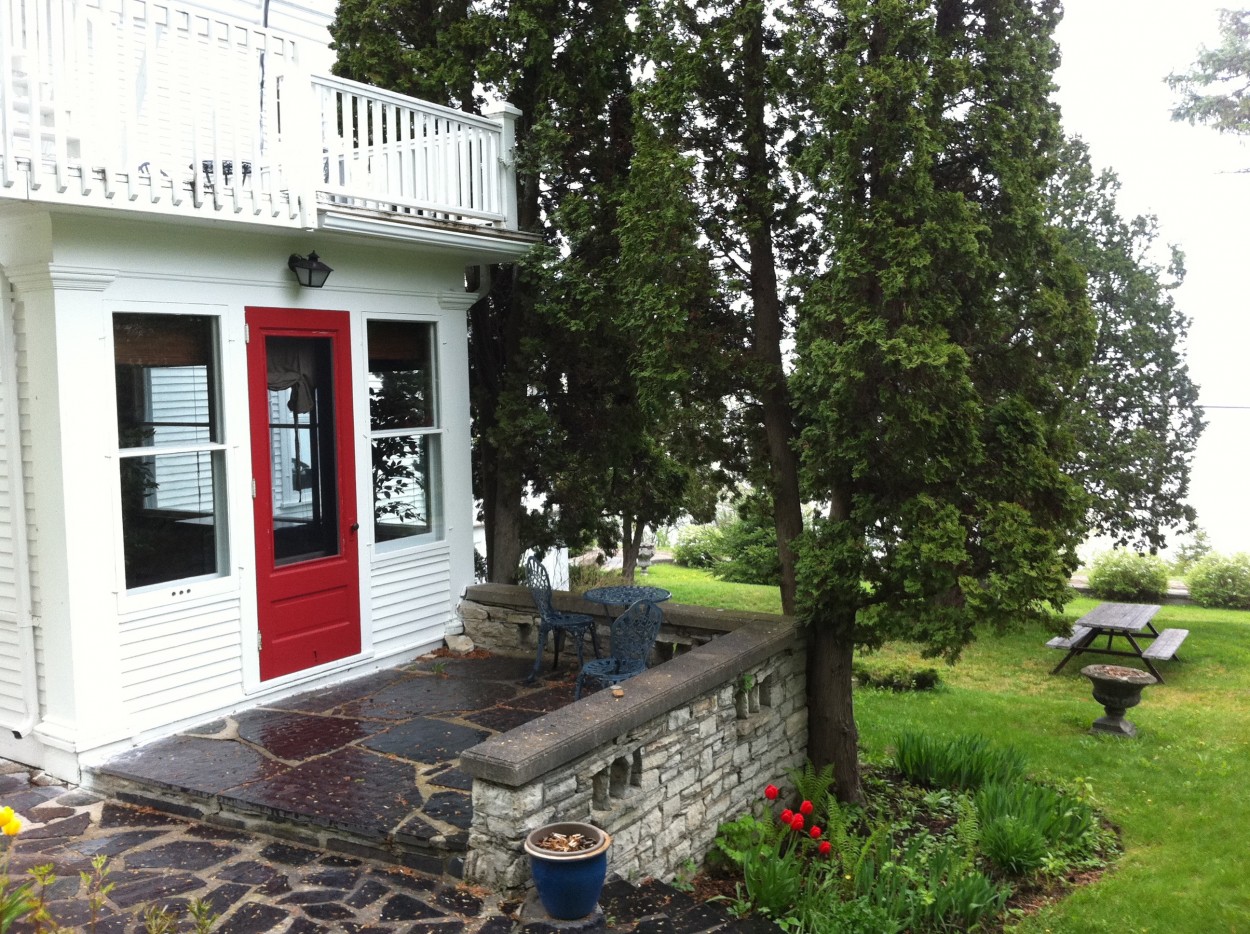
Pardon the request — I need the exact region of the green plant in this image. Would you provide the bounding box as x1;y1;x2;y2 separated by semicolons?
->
1171;529;1212;575
891;733;1028;791
141;903;179;934
186;899;220;933
0;808;42;934
671;524;724;569
788;761;835;808
974;782;1096;852
853;663;941;692
1186;552;1250;609
1086;549;1170;602
81;854;114;931
710;514;780;586
670;859;698;893
980;815;1048;875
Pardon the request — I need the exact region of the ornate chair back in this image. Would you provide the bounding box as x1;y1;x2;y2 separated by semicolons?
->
608;600;664;676
525;555;555;619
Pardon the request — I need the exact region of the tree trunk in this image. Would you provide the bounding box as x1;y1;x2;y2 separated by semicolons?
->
807;614;863;806
619;515;644;583
488;462;525;583
741;4;803;616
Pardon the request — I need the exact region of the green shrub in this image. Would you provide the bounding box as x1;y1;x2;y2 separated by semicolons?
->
710;514;780;586
892;733;1027;791
671;524;724;569
1086;549;1170;602
1186;552;1250;610
854;664;941;692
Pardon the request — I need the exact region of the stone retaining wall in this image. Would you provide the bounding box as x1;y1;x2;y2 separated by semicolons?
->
456;585;807;892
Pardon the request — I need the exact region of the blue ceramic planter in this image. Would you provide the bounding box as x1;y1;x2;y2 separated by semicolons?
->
524;822;612;920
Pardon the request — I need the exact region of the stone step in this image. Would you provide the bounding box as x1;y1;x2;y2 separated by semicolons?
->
84;767;467;880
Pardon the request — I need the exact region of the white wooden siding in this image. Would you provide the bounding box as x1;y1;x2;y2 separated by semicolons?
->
369;546;451;658
119;593;243;730
0;361;16;619
12;296;43;716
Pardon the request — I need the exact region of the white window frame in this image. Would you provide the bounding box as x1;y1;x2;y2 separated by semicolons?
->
112;310;231;603
365;315;444;553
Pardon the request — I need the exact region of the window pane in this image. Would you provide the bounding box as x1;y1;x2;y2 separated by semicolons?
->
114;314;217;447
367;321;434;430
119;451;223;588
372;433;442;543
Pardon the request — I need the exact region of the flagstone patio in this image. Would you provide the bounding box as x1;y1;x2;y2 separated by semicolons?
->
89;652;580;878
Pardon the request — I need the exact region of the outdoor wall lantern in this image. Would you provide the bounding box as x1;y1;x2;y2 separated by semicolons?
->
288;251;333;288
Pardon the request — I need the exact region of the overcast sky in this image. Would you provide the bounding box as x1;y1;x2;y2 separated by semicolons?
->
1053;0;1250;555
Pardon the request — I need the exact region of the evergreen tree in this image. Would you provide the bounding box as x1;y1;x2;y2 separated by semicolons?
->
1168;9;1250;136
1049;137;1205;551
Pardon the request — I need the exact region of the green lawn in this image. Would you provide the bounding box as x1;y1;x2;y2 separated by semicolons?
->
648;565;1250;933
645;562;786;615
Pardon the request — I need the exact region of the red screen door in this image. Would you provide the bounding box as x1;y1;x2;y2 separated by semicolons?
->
246;307;360;681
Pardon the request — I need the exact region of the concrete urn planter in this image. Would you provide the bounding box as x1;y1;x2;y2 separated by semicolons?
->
1081;664;1157;737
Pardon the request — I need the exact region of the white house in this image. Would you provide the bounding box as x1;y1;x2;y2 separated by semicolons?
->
0;0;531;781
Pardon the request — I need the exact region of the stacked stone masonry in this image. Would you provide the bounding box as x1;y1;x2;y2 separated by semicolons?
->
455;585;806;894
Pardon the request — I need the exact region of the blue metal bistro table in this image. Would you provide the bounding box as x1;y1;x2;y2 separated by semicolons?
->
582;585;672;614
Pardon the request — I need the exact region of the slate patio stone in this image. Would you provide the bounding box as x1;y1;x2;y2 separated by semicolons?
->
273;669;421;714
222;747;420;837
261;841;323;866
410;654;536;681
100;735;287;796
108;871;207;908
235;707;385;760
361;718;490;763
421;791;473;831
504;682;577;712
339;677;518;719
381;892;450;921
123;840;241;870
427;765;474;791
463;704;545;733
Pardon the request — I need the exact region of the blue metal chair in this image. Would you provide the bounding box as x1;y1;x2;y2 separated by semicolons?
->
524;556;600;683
575;600;664;699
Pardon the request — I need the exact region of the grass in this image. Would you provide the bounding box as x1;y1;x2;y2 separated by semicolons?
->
655;565;1250;933
643;562;785;615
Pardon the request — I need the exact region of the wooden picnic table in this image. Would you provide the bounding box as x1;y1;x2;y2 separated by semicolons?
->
1047;602;1189;683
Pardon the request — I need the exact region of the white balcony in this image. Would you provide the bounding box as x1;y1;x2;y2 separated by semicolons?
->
0;0;520;237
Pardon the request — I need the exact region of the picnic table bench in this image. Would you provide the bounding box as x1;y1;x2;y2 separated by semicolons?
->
1047;602;1188;683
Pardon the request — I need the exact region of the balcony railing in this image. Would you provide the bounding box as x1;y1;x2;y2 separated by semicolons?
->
0;0;518;232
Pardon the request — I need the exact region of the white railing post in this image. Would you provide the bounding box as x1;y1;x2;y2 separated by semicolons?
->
482;100;520;231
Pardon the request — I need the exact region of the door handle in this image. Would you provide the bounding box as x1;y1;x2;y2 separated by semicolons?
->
350;523;360;532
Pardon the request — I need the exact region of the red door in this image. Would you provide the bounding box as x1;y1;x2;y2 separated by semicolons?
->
246;307;360;681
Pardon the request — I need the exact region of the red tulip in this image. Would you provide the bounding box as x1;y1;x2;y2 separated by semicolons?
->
764;784;779;801
790;814;805;831
799;800;814;816
780;809;793;824
818;841;832;856
809;826;822;839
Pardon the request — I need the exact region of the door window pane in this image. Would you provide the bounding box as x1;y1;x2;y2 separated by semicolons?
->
113;313;225;590
267;336;339;565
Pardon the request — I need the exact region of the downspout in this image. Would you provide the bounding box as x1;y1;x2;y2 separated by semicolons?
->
0;273;39;738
